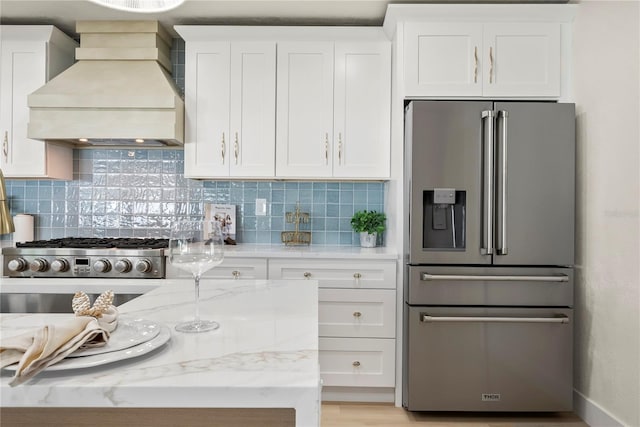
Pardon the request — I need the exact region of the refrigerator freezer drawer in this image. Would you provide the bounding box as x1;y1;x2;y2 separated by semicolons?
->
407;266;573;307
403;306;573;411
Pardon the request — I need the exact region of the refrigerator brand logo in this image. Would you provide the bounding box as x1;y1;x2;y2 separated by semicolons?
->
482;393;501;402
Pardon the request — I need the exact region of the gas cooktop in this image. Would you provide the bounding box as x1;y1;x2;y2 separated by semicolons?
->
3;237;168;279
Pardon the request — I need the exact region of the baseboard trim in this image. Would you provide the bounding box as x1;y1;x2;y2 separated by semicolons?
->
574;389;624;427
322;386;395;403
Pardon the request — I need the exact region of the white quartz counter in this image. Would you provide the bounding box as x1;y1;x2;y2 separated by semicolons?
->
0;279;320;426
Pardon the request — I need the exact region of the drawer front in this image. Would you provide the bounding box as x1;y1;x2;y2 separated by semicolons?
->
269;259;396;289
319;289;395;338
167;258;267;280
319;337;395;387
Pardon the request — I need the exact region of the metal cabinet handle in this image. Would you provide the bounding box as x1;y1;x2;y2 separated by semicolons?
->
481;110;495;255
234;132;239;165
352;361;361;367
489;46;494;84
3;131;8;161
421;314;570;324
338;133;342;164
420;273;569;282
232;270;241;279
473;46;478;83
353;311;362;318
353;272;361;279
221;132;226;164
303;272;311;279
496;110;508;255
324;133;329;165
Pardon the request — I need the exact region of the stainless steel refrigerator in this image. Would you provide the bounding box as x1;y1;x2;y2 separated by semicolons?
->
403;100;575;411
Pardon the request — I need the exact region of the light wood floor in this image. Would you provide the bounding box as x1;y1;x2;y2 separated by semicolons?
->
321;403;589;427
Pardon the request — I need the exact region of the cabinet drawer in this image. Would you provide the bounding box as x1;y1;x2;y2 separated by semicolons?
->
319;337;395;387
269;259;396;289
167;258;267;280
319;289;395;338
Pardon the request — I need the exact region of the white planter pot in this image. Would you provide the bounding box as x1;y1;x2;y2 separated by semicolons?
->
359;232;377;248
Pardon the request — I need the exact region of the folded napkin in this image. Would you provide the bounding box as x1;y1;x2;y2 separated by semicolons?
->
0;291;118;386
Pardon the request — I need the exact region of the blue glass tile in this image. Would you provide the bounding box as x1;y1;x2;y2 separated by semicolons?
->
272;189;284;203
38;201;51;214
52;201;65;214
367;190;382;204
325;232;339;245
340;190;353;204
353;191;367;204
339;182;354;190
311;217;325;230
271;182;284;190
270;231;281;243
284;189;299;204
312;182;326;191
77;149;93;159
339;218;353;231
256;231;270;244
340;232;354;245
325;217;339;231
25;186;38;199
327;182;339;190
243;181;258;189
242;231;257;243
243;188;257;200
271;203;284;217
339;204;354;218
299;190;312;203
327;190;339;203
270;217;284;230
326;204;339;217
312;232;325;244
257;216;270;230
311;204;325;217
243;216;257;231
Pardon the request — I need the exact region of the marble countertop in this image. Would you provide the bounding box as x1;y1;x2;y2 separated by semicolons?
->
0;279;320;426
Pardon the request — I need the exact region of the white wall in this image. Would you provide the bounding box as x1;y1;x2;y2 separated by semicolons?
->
573;1;640;426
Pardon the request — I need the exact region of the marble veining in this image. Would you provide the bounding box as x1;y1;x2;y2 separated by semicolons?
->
1;279;321;426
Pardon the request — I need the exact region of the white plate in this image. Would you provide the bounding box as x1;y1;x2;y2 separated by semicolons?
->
67;318;161;358
3;326;171;372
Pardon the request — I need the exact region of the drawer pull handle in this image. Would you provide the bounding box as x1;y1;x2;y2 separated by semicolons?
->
303;272;311;279
352;361;361;367
353;311;362;318
232;270;241;279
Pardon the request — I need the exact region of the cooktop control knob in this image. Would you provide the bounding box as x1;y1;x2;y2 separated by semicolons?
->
135;259;153;273
115;259;132;273
30;258;49;272
51;258;70;272
7;258;28;272
93;259;112;273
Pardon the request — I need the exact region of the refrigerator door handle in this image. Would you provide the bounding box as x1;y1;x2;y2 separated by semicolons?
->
420;273;569;282
496;110;509;255
481;110;495;255
421;314;570;324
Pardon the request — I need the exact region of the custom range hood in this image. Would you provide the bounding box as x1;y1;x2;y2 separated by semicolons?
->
28;21;184;147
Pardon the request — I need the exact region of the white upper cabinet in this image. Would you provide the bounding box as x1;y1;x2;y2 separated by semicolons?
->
405;23;483;97
482;23;560;98
333;42;391;179
0;26;75;179
178;27;392;180
276;40;391;179
404;22;561;98
182;40;276;178
276;42;334;177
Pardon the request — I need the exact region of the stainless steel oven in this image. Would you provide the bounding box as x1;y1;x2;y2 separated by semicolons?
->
403;101;575;411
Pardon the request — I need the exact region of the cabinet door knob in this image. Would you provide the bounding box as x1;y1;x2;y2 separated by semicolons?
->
232;270;241;279
352;361;361;367
353;311;362;318
303;272;312;279
353;272;362;279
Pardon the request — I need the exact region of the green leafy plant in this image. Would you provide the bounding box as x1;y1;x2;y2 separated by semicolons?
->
350;210;386;234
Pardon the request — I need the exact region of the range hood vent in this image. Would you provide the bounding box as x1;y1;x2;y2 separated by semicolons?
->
28;21;184;147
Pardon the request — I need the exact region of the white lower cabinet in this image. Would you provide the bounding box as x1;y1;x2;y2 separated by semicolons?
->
269;258;397;396
319;337;396;387
167;257;267;280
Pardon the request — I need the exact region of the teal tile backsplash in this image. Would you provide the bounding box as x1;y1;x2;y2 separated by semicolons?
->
5;149;385;245
2;38;385;246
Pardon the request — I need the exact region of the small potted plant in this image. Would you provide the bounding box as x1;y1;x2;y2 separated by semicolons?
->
350;210;386;248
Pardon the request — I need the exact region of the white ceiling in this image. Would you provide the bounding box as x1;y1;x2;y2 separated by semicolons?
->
0;0;567;38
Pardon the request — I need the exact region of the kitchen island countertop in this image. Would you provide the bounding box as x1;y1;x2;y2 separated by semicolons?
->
0;279;320;426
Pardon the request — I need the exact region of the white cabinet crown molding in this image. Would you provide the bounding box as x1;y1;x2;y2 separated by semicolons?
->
383;4;578;38
175;25;389;42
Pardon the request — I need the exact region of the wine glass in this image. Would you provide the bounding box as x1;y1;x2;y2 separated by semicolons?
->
169;218;224;333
